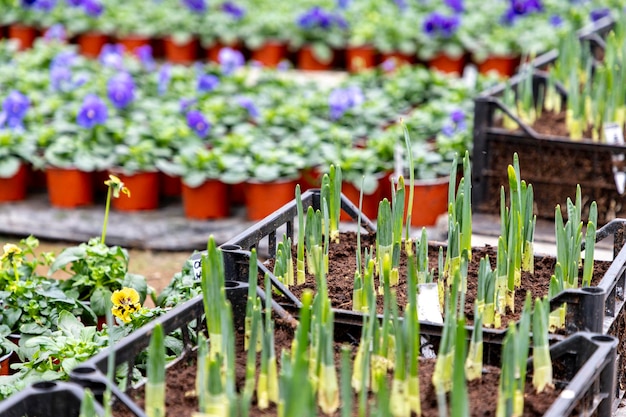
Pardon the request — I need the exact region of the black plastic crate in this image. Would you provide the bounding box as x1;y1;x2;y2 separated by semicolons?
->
472;16;624;225
0;381;104;417
68;273;618;416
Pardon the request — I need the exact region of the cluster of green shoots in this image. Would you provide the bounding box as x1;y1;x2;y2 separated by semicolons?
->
503;13;626;141
130;232;557;416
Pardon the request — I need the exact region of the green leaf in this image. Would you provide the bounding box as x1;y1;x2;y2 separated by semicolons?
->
90;286;113;317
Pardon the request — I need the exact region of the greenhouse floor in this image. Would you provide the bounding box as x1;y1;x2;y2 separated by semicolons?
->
0;190;614;260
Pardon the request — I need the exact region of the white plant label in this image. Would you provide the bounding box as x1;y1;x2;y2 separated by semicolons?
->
604;122;624;145
393;143;404;182
417;283;443;324
190;253;203;281
604;122;626;195
463;64;478;89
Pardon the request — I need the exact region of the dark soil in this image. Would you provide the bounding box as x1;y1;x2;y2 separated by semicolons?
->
113;318;560;417
479;109;626;224
267;232;610;329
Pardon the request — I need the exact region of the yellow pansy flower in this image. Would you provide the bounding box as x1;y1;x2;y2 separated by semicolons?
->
1;243;23;265
111;287;141;323
104;175;131;198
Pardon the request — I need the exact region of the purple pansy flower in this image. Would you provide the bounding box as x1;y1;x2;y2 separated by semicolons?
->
44;24;66;41
590;8;611;22
33;0;56;12
222;1;245;20
503;0;543;24
182;0;206;13
82;0;103;17
197;74;220;93
107;72;136;109
549;15;563;27
336;0;350;9
66;0;83;6
136;45;155;71
445;0;464;13
76;94;108;129
50;65;73;92
157;64;172;96
236;97;260;119
179;97;197;113
21;0;37;7
0;91;30;131
297;6;347;31
394;0;407;11
186;110;211;138
52;50;77;68
99;43;125;70
442;109;467;136
218;47;245;75
381;57;396;73
328;86;364;120
423;12;459;38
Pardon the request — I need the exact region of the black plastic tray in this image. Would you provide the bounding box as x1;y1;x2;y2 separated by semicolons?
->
0;381;104;417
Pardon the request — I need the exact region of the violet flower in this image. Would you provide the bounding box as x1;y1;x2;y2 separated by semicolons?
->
33;0;56;12
136;45;155;71
157;64;172;96
236;97;260;120
66;0;82;5
222;1;245;20
441;109;467;136
336;0;350;9
549;15;563;27
197;74;220;93
182;0;206;13
50;65;73;92
218;47;245;75
179;97;197;113
0;91;30;131
328;86;364;120
107;72;136;109
77;94;108;129
590;8;611;22
82;0;103;17
503;0;543;24
445;0;464;13
186;110;211;138
99;44;125;70
423;12;460;38
297;6;347;31
43;24;66;41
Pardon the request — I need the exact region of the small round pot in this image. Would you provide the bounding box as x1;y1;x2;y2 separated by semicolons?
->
77;32;109;58
0;163;28;202
8;24;38;50
427;52;467;75
340;171;393;221
402;176;450;227
297;45;334;71
251;41;288;68
164;36;199;64
110;170;160;211
46;167;94;208
116;35;151;56
475;55;520;77
182;179;230;220
346;45;377;72
244;178;299;220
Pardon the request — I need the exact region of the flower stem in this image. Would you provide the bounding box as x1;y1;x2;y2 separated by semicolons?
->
101;186;112;244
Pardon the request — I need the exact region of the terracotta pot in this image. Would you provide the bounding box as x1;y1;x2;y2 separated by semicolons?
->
8;24;38;50
380;51;416;67
182;179;229;219
251;41;288;68
427;52;467;75
111;171;160;211
403;176;450;227
297;45;334;71
340;172;392;221
77;32;109;58
46;167;94;208
159;172;182;198
244;178;298;220
0;163;28;202
117;35;151;56
164;36;199;64
0;351;11;376
206;41;243;63
476;55;520;77
298;166;322;191
346;45;377;72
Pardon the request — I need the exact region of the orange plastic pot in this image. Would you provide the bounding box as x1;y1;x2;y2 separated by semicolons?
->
164;36;199;64
244;178;298;220
117;35;151;56
340;172;392;221
251;41;288;68
403;176;450;227
346;45;377;72
8;24;38;50
476;55;520;77
297;45;333;71
0;163;28;202
427;52;467;75
78;32;109;58
111;171;160;211
0;351;11;376
46;167;94;208
182;179;229;219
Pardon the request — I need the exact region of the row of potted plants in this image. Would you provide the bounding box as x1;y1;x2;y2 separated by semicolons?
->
0;36;489;221
0;0;622;72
